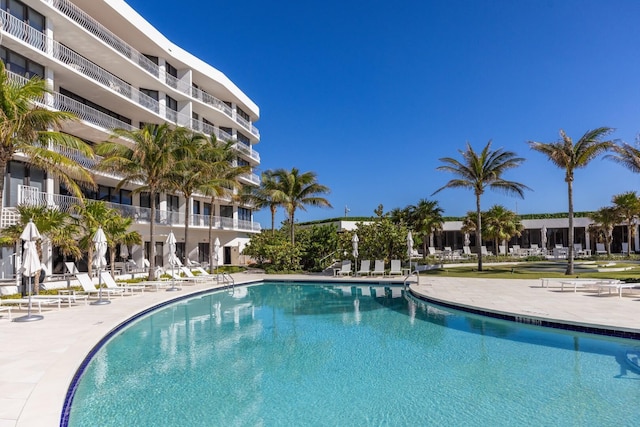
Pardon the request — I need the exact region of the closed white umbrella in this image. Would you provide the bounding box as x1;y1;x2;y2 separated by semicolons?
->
120;243;129;260
464;232;471;247
92;227;110;305
15;220;43;322
541;226;548;249
407;231;415;271
352;233;359;275
166;231;180;292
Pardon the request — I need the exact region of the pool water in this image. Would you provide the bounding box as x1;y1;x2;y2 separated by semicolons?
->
67;283;640;426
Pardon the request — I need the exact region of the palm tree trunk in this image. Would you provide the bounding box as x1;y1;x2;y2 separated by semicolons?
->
566;180;575;275
0;157;7;215
270;205;276;233
627;220;632;257
184;195;191;264
208;196;215;269
290;210;295;245
110;245;116;276
476;193;483;272
148;191;157;281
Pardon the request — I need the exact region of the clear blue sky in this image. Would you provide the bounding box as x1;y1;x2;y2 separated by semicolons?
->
127;0;640;226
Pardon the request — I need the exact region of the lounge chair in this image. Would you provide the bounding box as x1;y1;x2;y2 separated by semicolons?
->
337;260;352;276
371;260;385;276
530;244;541;256
388;259;402;275
356;260;371;276
499;245;507;256
100;271;146;294
573;243;589;258
462;246;477;258
179;267;210;283
76;273;124;299
622;242;629;255
595;243;607;255
428;247;442;259
480;246;492;256
64;262;80;276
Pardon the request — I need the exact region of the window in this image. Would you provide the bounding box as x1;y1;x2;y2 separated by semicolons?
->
0;47;44;78
193;200;201;215
165;95;177;111
120;189;132;205
192;112;199;120
238;158;249;167
220;205;233;218
60;88;132;124
236;106;250;122
167;194;179;211
238;208;251;222
203;118;214;126
237;132;250;145
203;203;211;217
3;0;44;31
166;62;178;78
140;192;159;208
143;54;159;65
140;88;159;101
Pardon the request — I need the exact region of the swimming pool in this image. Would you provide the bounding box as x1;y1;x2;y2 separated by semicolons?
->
65;282;640;426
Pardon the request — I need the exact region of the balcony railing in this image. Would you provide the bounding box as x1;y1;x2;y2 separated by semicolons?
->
0;9;47;52
17;186;261;232
44;0;260;137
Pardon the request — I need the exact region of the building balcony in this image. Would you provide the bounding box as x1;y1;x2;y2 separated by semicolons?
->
40;0;260;138
15;186;261;232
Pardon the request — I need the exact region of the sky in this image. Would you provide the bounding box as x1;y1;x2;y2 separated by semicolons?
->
126;0;640;226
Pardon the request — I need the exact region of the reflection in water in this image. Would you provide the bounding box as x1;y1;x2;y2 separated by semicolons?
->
68;283;640;427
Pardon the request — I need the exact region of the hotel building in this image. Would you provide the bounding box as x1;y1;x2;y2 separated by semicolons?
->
0;0;262;278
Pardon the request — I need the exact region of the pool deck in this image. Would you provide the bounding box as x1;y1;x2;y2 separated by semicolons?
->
0;273;638;427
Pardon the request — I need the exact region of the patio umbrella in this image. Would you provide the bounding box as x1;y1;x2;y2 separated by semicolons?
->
91;227;110;305
214;237;221;276
15;220;43;322
407;231;415;271
352;233;359;275
120;243;129;260
541;226;548;249
464;232;470;247
166;231;180;291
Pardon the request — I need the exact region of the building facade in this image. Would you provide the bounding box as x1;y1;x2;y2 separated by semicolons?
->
0;0;261;277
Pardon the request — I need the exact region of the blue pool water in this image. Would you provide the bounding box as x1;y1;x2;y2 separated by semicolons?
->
66;283;640;426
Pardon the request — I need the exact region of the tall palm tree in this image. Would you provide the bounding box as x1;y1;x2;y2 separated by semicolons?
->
167;130;207;263
528;127;615;274
611;191;640;256
433;141;528;271
482;205;523;256
96;123;184;280
0;60;95;209
605;141;640;174
270;168;332;245
198;135;249;269
410;199;444;256
238;170;283;234
589;206;622;256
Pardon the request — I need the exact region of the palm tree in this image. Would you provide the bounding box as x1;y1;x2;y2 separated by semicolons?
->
270;168;332;245
0;205;80;293
96;123;183;280
102;213;142;276
238;170;283;234
73;201;119;277
0;60;95;209
611;191;640;256
589;206;622;256
167;130;207;263
482;205;523;256
198;135;249;269
409;199;444;256
433;141;528;271
605;141;640;174
528;127;615;274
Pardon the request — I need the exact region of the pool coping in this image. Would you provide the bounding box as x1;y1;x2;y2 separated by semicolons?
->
1;273;639;427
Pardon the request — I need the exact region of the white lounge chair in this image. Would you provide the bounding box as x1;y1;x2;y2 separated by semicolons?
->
100;271;146;294
622;242;629;255
76;273;124;299
596;243;607;255
64;262;80;276
499;245;507;256
462;246;476;258
371;260;385;276
356;260;371;276
480;246;492;256
337;260;352;276
388;260;402;275
179;267;210;283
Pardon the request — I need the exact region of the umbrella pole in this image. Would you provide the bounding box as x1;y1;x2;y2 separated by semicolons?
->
91;266;110;305
14;276;43;322
167;261;180;291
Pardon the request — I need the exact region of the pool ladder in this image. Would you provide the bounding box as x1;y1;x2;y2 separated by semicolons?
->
216;272;235;294
403;270;420;293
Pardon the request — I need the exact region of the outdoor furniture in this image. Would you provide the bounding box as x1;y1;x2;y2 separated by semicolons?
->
34;291;89;308
462;246;477;258
356;260;371;276
0;306;11;320
388;260;402;275
595;243;607;255
371;260;385;276
0;297;60;313
101;271;146;294
337;260;352;276
76;273;125;299
480;246;493;256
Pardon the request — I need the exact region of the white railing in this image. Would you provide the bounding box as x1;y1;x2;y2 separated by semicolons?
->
240;173;260;186
0;9;47;53
16;186;261;232
45;0;259;137
51;89;137;132
0;207;20;228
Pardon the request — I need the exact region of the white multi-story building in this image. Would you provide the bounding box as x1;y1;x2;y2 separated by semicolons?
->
0;0;262;277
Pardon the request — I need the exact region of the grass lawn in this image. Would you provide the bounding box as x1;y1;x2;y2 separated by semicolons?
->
421;261;640;281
